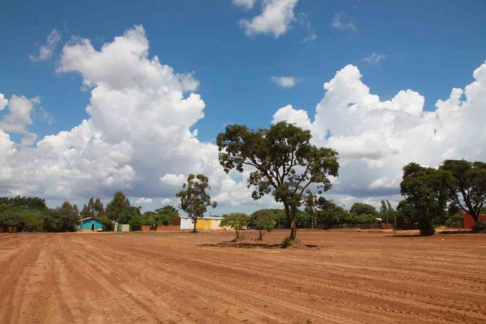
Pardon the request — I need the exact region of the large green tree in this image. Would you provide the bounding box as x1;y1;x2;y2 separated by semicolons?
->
217;122;339;241
400;163;455;235
80;197;105;219
440;160;486;223
176;174;217;233
105;192;131;222
350;203;378;216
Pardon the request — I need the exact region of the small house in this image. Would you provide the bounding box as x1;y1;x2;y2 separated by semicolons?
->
79;217;103;231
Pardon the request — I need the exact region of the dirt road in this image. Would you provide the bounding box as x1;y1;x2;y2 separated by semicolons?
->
1;230;485;324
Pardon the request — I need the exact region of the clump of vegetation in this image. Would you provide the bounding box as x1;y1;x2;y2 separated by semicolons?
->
472;220;486;233
400;163;454;236
251;210;276;240
281;237;301;248
220;213;249;241
445;213;463;229
176;174;217;233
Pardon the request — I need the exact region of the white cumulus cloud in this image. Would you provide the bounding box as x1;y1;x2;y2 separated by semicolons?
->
271;76;297;88
239;0;299;38
273;62;486;206
0;93;8;110
30;29;62;62
0;25;265;212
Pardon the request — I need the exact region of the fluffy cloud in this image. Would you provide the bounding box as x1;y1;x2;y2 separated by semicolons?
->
135;198;153;205
0;95;39;134
271;76;297;88
332;11;357;32
0;93;8;110
30;29;62;62
239;0;299;38
1;25;266;212
362;53;387;64
273;62;486;206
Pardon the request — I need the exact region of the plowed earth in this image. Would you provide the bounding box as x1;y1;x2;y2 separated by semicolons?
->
1;230;485;324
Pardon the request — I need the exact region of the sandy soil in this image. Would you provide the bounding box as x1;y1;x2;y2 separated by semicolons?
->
1;230;485;324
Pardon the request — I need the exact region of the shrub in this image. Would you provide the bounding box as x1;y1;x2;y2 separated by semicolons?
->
281;237;301;248
445;214;463;229
418;217;435;236
472;220;486;233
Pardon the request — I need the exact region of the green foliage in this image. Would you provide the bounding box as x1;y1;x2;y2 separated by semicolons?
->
44;201;79;232
220;213;250;239
105;192;131;222
396;200;419;229
400;162;454;235
217;122;339;240
251;210;276;240
445;213;464;229
472;220;486;233
176;174;217;232
81;197;104;218
99;215;114;231
117;206;141;224
440;160;486;223
281;236;301;248
155;205;178;225
418;217;435;236
350;203;378;216
0;196;47;211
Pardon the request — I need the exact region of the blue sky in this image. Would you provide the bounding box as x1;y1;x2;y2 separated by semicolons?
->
2;0;485;142
0;0;486;212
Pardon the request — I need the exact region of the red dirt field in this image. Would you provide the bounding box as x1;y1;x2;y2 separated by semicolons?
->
1;230;485;324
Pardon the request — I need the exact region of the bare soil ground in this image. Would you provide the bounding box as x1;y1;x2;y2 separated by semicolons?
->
1;230;485;324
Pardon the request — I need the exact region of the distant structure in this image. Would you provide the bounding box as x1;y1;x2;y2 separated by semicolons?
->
463;213;486;229
180;216;230;231
79;217;103;231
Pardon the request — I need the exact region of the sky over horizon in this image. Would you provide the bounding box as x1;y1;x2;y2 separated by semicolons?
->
1;0;486;214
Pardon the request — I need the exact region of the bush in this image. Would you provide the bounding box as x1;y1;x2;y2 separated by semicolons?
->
472;220;486;233
281;237;301;248
445;214;463;229
418;217;435;236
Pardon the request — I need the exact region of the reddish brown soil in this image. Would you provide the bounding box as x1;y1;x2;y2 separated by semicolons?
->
1;230;485;324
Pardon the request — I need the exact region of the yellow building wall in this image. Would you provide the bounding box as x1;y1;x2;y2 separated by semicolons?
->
196;219;212;230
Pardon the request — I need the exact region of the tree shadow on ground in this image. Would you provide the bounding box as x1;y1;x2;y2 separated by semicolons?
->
439;230;474;235
198;242;320;249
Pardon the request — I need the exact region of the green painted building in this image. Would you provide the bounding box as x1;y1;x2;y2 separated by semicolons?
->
79;217;103;231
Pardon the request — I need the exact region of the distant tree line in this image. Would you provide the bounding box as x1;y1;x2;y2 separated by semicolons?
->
0;192;179;232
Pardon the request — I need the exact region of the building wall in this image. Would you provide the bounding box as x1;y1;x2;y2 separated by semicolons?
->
81;219;103;231
118;224;130;232
463;213;486;229
180;218;194;230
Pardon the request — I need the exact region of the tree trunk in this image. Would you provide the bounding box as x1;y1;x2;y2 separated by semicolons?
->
290;218;297;240
259;229;263;240
283;202;291;229
193;217;197;233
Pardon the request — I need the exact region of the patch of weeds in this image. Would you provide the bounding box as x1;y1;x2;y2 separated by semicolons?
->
281;237;301;248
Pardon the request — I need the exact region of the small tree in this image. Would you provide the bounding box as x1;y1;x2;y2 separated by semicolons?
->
217;122;339;241
176;174;217;233
105;192;131;222
252;210;276;240
440;160;486;224
400;163;455;235
220;213;250;240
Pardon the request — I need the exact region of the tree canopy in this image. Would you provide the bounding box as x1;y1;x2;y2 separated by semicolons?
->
220;213;250;240
217;121;339;240
176;174;217;232
440;160;486;223
400;162;455;235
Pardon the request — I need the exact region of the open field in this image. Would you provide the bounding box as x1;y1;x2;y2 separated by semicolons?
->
1;230;486;324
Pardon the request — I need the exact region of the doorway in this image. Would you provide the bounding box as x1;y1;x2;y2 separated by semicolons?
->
91;223;95;231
